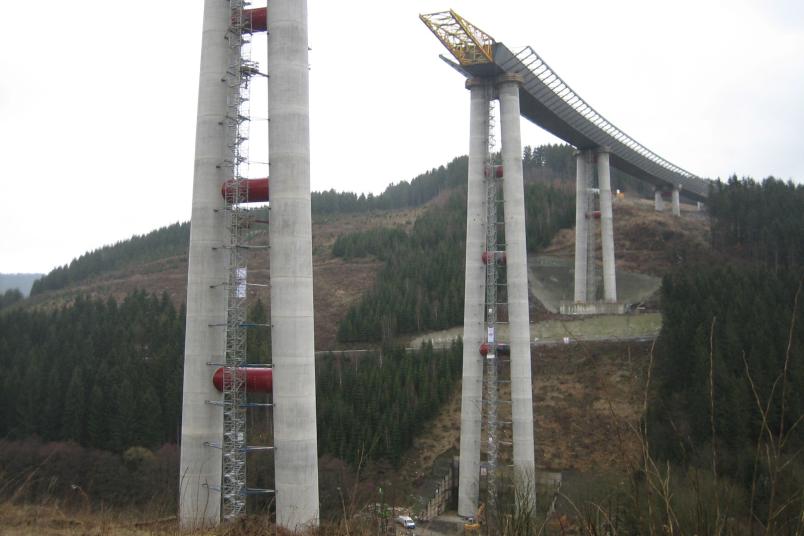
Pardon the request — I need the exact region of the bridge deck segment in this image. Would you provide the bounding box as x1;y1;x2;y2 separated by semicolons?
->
423;10;709;201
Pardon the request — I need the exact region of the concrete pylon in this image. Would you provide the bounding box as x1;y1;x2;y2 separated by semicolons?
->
596;149;617;302
573;150;589;302
498;75;536;495
654;189;664;212
268;0;319;529
457;79;489;518
179;0;229;527
672;185;681;217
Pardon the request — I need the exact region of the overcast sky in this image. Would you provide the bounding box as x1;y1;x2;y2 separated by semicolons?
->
1;0;802;274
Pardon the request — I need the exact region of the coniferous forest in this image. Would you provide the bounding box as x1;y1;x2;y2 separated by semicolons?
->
335;182;575;342
2;152;803;528
646;177;804;529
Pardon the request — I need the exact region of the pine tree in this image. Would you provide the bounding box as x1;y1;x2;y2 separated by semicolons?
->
62;368;87;443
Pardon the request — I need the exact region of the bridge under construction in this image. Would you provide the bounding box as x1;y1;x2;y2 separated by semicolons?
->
178;4;708;531
421;9;708;522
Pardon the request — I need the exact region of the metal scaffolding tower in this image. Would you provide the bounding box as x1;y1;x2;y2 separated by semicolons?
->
481;92;513;525
202;1;274;522
482;90;500;518
220;0;252;519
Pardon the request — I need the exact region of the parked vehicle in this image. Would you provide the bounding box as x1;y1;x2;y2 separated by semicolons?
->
396;515;416;529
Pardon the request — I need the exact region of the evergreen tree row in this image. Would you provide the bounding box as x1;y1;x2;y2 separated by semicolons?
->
0;288;23;310
317;341;462;467
336;194;468;342
0;291;185;450
0;292;462;470
649;266;803;490
522;143;652;196
312;156;469;214
708;176;804;271
30;222;190;296
334;182;575;342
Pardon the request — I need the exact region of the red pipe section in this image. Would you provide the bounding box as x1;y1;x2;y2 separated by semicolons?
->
479;343;511;357
484;165;504;178
221;178;270;203
241;8;267;32
213;367;273;393
482;251;507;265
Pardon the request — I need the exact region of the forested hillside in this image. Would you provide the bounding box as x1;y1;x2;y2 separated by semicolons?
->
25;145;636;301
317;342;461;467
647;176;803;530
335;182;575;342
30;222;190;296
708;176;803;271
0;291;184;449
0;289;24;310
26;157;471;297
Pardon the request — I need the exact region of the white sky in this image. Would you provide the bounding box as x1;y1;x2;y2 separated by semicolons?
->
1;0;802;274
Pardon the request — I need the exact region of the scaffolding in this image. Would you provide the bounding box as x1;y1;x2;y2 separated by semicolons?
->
482;87;499;520
204;1;274;522
480;89;513;527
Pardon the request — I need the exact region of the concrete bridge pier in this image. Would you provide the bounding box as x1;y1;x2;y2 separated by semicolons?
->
573;149;592;302
457;78;489;518
568;147;624;315
672;185;681;217
596;148;617;302
654;188;665;212
498;74;536;502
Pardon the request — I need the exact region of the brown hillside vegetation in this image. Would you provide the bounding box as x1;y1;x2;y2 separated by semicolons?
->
543;195;711;276
399;341;648;483
21;207;422;349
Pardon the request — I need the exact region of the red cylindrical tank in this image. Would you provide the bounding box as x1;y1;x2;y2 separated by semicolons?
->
213;367;273;393
242;7;268;32
484;165;504;178
481;251;507;265
221;178;269;203
479;343;511;357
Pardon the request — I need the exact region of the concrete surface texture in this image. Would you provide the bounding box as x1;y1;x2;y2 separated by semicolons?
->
596;149;617;302
573;150;589;302
654;189;665;211
179;0;229;527
672;186;681;217
456;80;488;518
268;0;320;529
498;77;536;493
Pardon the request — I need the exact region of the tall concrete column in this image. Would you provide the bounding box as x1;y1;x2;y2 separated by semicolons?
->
573;151;588;302
596;149;617;302
498;75;536;494
586;180;597;302
672;185;681;217
268;0;319;529
457;79;490;518
654;189;664;211
179;0;229;528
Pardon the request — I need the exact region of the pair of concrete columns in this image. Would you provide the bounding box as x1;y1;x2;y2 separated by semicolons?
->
180;0;318;530
574;149;617;304
458;76;536;518
654;186;681;216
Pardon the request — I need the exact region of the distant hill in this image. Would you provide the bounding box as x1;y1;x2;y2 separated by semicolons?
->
0;273;42;296
18;144;665;347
